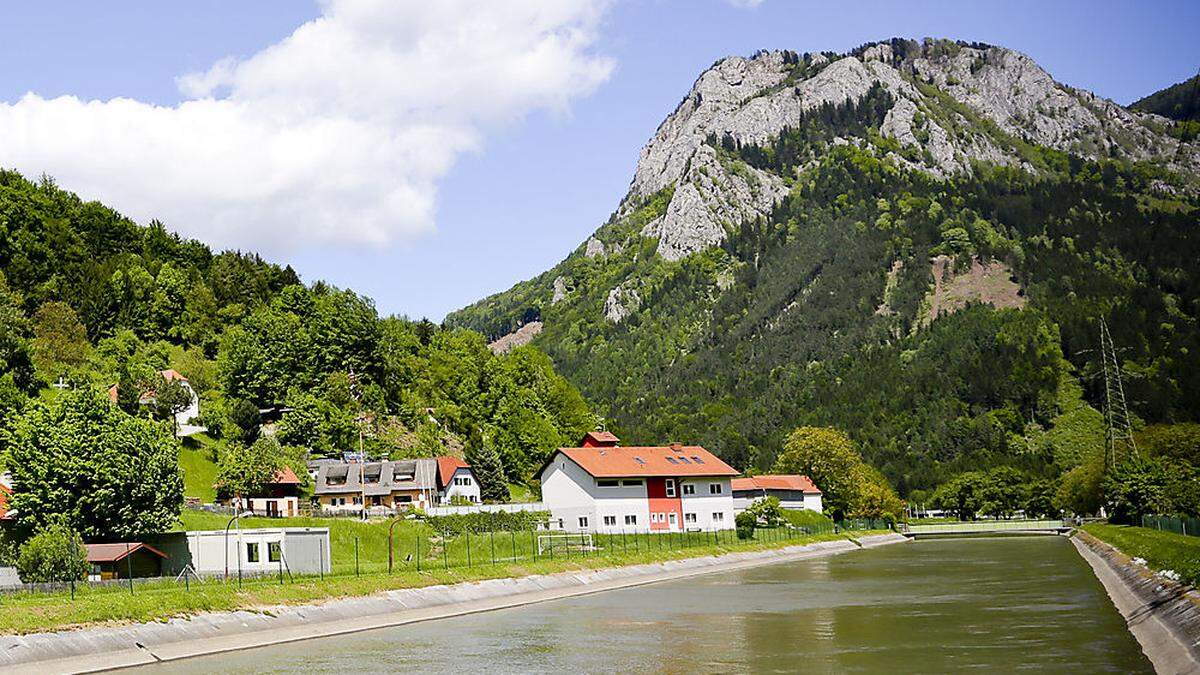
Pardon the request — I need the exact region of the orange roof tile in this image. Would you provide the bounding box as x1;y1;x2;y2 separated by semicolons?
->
0;484;11;520
556;445;737;478
436;456;470;488
731;475;821;494
271;466;300;485
160;369;188;382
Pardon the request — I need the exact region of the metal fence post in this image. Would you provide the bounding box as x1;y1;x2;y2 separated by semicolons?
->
355;537;360;577
126;542;134;595
442;530;449;571
466;530;472;568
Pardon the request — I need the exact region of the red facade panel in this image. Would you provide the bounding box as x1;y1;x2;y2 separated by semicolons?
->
646;477;682;531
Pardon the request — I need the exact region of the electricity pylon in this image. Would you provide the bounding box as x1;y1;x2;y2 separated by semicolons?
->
1099;317;1137;468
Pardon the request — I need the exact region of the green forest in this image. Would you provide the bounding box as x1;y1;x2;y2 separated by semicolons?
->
449;78;1200;518
0;169;596;521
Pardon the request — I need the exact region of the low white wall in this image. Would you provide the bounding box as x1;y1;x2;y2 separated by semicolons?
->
425;502;546;517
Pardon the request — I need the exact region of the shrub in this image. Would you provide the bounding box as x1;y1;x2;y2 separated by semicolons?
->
17;524;89;583
735;511;756;540
746;496;784;526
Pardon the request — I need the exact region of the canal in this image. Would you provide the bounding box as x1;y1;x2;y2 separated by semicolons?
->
142;536;1151;673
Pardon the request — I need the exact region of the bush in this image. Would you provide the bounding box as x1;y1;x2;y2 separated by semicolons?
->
735;511;756;539
746;496;784;526
17;524;89;583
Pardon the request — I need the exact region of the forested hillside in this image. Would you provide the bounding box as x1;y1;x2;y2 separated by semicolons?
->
448;38;1200;502
0;169;594;489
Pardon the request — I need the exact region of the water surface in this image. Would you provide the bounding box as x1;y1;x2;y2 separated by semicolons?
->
144;536;1151;673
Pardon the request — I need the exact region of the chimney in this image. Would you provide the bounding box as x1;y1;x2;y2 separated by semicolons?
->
670;442;682;451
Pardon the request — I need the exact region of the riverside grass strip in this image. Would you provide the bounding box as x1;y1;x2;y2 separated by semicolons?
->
0;523;878;635
1082;523;1200;586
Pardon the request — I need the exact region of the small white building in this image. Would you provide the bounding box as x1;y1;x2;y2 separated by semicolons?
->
436;456;481;504
731;475;823;513
539;432;737;533
148;527;331;578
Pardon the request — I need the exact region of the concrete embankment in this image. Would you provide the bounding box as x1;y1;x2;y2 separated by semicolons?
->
0;533;908;674
1072;531;1200;674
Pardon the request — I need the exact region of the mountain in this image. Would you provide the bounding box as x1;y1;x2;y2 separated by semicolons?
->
1131;73;1200;121
448;38;1200;494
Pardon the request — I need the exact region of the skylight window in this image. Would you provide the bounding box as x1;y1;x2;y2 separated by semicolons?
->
677;456;691;464
691;456;705;464
666;457;679;464
634;457;646;465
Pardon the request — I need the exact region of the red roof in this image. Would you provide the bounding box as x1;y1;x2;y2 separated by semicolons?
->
160;369;188;382
731;475;821;494
0;484;11;520
436;456;470;488
581;431;620;447
85;542;167;563
555;445;737;478
270;466;300;485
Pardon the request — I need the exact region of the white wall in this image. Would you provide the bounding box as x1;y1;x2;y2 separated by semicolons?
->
540;456;596;531
176;381;200;426
680;477;734;530
803;492;823;513
442;468;481;504
592;479;652;533
732;491;824;515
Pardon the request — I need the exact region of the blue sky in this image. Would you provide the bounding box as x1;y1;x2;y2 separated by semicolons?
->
1;1;1197;321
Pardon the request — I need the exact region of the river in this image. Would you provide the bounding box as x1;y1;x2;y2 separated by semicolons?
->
141;535;1151;673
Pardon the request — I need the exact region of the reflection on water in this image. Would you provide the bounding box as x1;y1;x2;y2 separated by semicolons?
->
138;536;1151;674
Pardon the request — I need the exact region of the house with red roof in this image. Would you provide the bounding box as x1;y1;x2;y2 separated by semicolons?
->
85;542;168;580
221;466;302;517
0;483;12;521
731;475;823;514
539;432;738;532
436;456;480;504
107;369;204;436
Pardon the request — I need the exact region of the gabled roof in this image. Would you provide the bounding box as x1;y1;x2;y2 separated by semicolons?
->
270;466;300;485
159;369;188;382
552;445;737;478
436;456;471;489
85;542;168;563
581;431;620;447
0;484;11;520
731;475;821;494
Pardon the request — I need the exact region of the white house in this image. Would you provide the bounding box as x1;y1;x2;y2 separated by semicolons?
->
107;368;204;436
731;475;823;513
539;432;737;533
436;456;481;504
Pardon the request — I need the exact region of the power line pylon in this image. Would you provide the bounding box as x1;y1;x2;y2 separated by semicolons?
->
1099;317;1137;468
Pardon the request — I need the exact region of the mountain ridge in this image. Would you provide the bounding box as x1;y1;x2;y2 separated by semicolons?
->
447;37;1200;492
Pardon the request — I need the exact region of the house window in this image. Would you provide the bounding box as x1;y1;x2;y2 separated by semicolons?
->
625;515;637;526
685;513;697;524
603;515;616;526
352;496;362;505
597;479;620;487
666;457;679;464
579;516;589;528
713;512;725;522
691;456;705;464
682;483;695;495
246;543;260;563
709;483;723;495
268;542;282;563
665;479;676;497
621;479;643;487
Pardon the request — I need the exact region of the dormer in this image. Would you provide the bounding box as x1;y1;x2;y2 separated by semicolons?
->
581;431;620;448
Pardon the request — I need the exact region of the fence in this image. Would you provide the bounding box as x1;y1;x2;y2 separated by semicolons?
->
0;517;887;602
425;502;546;517
1142;514;1200;537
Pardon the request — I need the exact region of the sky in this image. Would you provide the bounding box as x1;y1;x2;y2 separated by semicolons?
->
1;1;1197;321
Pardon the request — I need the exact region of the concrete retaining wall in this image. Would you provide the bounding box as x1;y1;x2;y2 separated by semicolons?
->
1072;531;1200;674
0;533;908;674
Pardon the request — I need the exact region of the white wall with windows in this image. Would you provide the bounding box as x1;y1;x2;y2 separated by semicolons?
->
540;457;654;532
680;477;734;530
442;468;481;504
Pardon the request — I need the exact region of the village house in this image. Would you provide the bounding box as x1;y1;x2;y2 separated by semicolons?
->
0;483;12;521
311;457;479;513
107;369;204;436
85;542;168;581
222;467;303;517
147;527;331;578
539;432;738;533
732;474;823;513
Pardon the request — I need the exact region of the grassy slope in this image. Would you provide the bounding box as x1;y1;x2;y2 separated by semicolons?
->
178;440;219;503
1082;523;1200;585
0;527;883;635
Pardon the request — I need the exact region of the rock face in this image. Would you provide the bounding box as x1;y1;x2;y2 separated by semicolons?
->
584;237;606;258
604;286;640;323
617;39;1197;262
551;275;569;304
487;321;544;354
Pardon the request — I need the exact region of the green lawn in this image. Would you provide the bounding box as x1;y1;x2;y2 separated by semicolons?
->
1082;523;1200;585
507;482;536;502
0;510;886;635
780;508;837;531
178;441;219;503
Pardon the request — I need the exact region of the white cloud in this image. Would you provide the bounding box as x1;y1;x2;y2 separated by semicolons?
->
0;0;614;252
